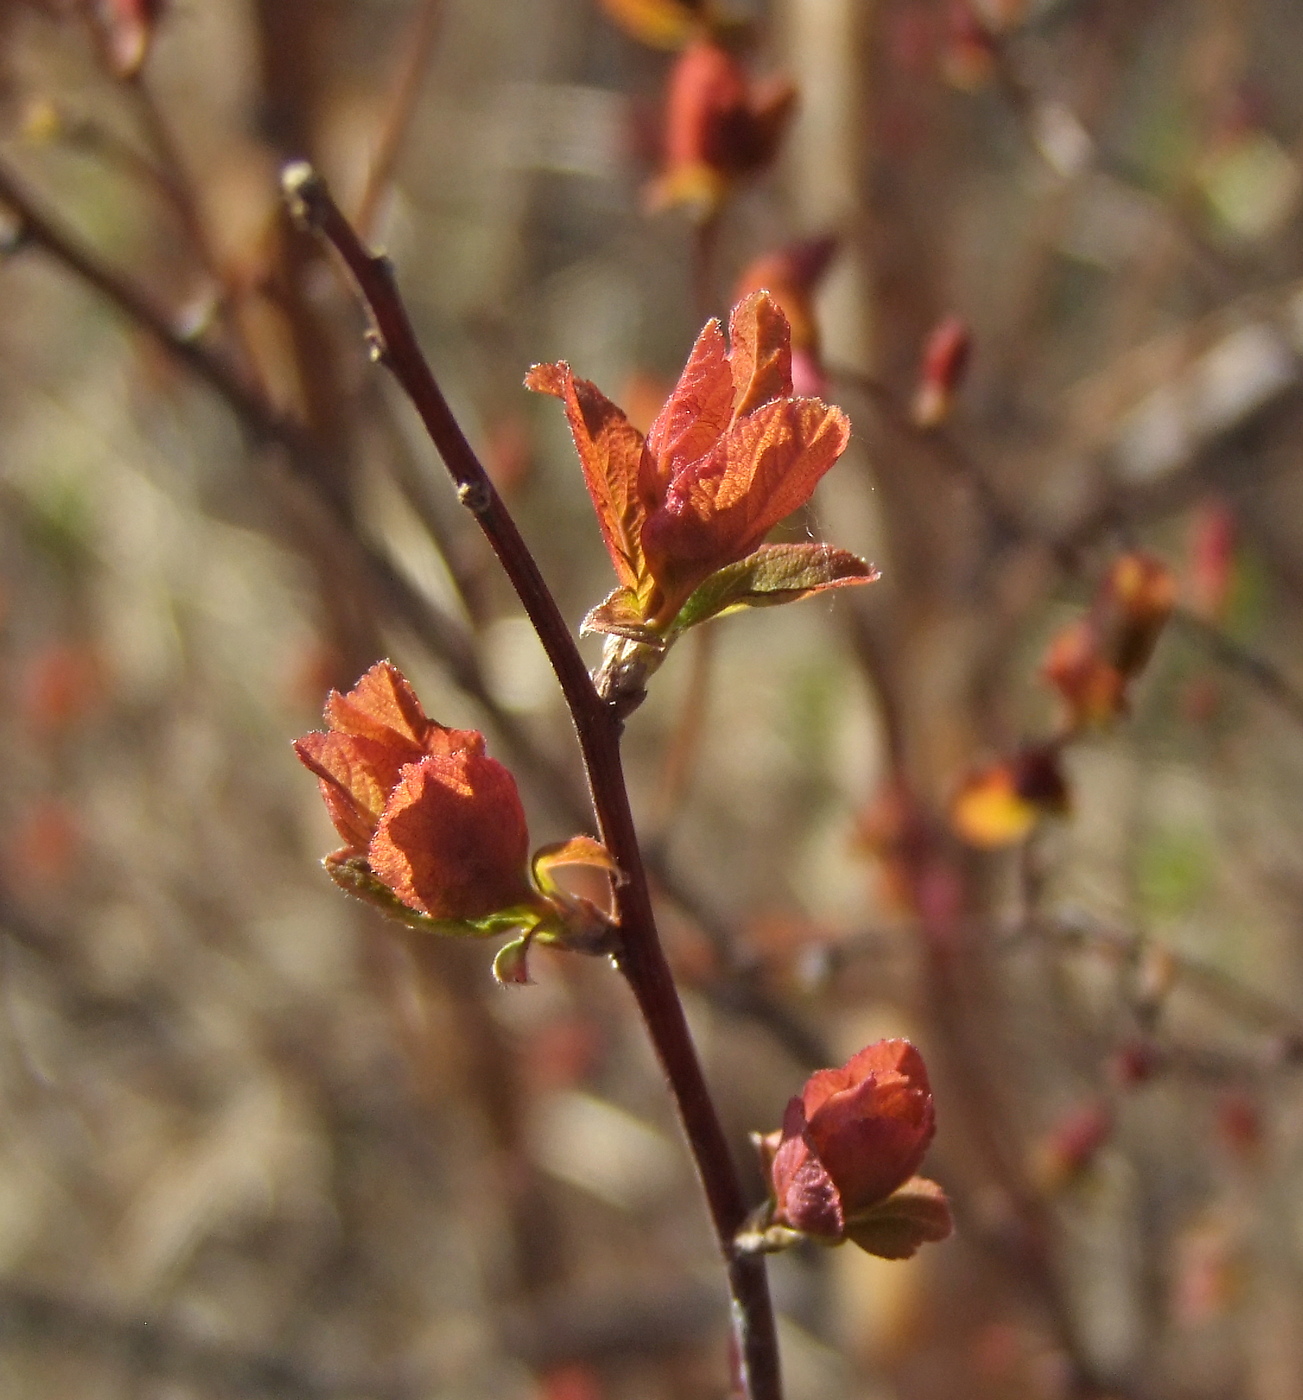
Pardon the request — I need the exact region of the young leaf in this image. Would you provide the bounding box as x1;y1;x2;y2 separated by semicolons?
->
844;1176;953;1260
668;543;877;636
526;362;649;588
533;836;623;898
644;397;851;615
492;933;535;985
643;318;734;497
581;588;668;644
728;290;793;421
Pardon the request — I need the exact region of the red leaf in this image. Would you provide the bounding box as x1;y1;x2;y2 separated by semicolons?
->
296;661;484;850
643;317;733;499
526;361;649;589
727;289;793;420
368;753;532;920
643;395;850;616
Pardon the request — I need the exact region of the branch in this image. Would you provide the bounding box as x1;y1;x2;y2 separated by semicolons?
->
0;157;280;446
1170;606;1303;730
0;147;815;1090
280;162;781;1400
355;0;444;241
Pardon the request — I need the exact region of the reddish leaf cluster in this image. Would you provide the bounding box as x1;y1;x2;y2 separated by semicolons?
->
753;1040;952;1259
528;291;873;645
294;661;532;921
295;664;619;982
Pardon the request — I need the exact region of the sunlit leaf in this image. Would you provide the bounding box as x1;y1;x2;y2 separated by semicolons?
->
643;318;733;496
644;396;851;616
668;543;877;636
951;764;1039;848
526;362;649;589
727;290;792;420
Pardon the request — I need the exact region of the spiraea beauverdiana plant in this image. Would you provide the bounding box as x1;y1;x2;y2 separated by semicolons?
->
528;289;877;709
281;166;948;1400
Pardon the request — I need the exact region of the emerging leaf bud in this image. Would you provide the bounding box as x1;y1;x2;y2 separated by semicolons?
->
528;292;875;711
1186;500;1237;622
1032;1100;1113;1194
747;1040;952;1260
93;0;167;77
648;39;796;219
295;663;620;968
911;315;972;427
734;237;838;396
1042;552;1174;732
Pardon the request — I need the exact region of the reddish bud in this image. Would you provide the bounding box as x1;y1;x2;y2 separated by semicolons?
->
1033;1101;1113;1193
766;1040;950;1258
19;641;105;736
1042;620;1127;730
537;1363;606;1400
1186;501;1237;622
941;2;997;91
93;0;166;77
295;662;531;919
1172;1220;1238;1327
1042;553;1174;731
734;237;838;395
1109;1039;1163;1089
1104;552;1176;676
649;39;796;218
1216;1092;1263;1160
911;315;972;427
9;798;80;891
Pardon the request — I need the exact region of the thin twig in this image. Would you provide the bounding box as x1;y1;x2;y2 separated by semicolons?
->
1170;606;1303;730
281;162;781;1400
0;156;278;442
355;0;444;241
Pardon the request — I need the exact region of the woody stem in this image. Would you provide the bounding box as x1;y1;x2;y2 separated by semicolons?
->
282;164;782;1400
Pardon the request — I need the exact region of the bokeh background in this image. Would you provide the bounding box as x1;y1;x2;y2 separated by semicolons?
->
3;1;1303;1396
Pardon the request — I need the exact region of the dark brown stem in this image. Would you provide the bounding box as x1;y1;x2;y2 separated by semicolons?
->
281;162;781;1400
